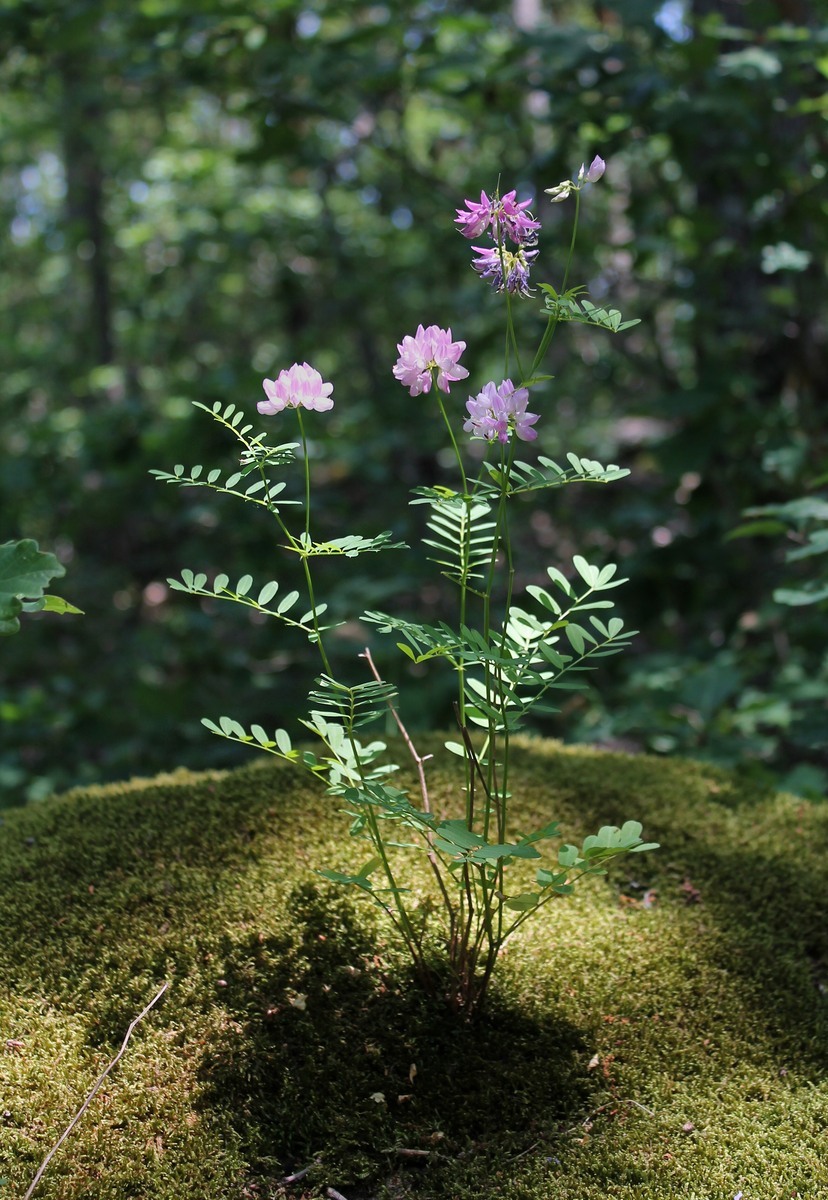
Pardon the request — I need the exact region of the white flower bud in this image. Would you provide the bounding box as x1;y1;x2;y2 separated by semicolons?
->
544;182;572;203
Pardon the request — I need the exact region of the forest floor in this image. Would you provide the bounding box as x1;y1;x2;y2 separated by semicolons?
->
1;736;826;1199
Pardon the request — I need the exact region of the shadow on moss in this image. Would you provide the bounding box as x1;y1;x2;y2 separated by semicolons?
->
199;882;592;1192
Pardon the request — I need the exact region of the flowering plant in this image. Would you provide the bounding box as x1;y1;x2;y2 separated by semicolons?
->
153;157;656;1015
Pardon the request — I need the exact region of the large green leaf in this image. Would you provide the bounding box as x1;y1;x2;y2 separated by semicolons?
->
0;539;66;636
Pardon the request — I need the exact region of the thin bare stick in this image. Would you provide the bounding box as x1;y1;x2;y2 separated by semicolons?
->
507;1139;540;1162
23;980;169;1200
280;1164;314;1184
360;647;433;812
360;647;456;931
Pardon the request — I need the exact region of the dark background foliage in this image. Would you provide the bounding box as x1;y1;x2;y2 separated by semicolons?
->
1;0;826;805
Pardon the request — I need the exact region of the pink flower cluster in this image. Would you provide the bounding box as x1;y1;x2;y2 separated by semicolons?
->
391;327;541;443
258;362;334;414
456;186;541;296
392;324;469;397
464;379;539;444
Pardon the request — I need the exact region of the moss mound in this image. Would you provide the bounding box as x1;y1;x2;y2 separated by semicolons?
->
1;737;826;1199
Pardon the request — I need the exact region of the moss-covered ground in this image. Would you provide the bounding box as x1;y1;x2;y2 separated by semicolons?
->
1;736;826;1199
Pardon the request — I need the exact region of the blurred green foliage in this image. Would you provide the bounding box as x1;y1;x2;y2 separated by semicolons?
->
1;0;826;805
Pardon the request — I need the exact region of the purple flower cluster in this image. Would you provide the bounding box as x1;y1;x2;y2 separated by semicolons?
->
456;185;541;296
464;379;539;444
455;189;541;245
470;244;538;299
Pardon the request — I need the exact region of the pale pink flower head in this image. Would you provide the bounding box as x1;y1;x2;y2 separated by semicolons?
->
392;324;469;397
259;362;334;414
464;379;539;443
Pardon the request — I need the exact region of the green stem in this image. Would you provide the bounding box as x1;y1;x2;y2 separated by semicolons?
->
295;408;332;675
296;408;312;541
495;223;524;382
301;557;332;675
480;439;516;834
559;187;581;299
503;278;524;382
346;731;425;971
528;314;559;383
436;390;473;780
502;868;592;942
436;392;469;496
527;188;581;381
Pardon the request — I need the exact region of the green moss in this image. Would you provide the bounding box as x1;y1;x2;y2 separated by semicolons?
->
1;737;826;1198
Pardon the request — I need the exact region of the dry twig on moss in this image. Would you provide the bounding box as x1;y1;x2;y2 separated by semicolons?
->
23;980;169;1200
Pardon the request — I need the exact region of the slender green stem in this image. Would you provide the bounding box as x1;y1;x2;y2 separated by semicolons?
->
224;411;301;552
502;867;593;941
295;408;332;675
503;279;524;382
361;647;457;940
477;434;519;968
494;218;524;382
527;188;581;381
528;314;559;383
436;392;468;496
345;729;425;970
296;409;312;541
559;187;581;299
494;478;515;851
300;557;332;675
454;700;477;833
450;182;587;1009
436;390;474;799
480;438;517;833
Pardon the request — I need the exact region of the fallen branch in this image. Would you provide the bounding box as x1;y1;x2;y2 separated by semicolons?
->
280;1164;313;1185
23;980;170;1200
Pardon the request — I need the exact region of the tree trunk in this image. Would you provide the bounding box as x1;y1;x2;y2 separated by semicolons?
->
59;47;114;367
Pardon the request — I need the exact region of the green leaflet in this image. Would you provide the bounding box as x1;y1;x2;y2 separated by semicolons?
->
479;453;629;499
421;496;496;586
307;675;398;731
290;532;408;557
539;283;641;333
